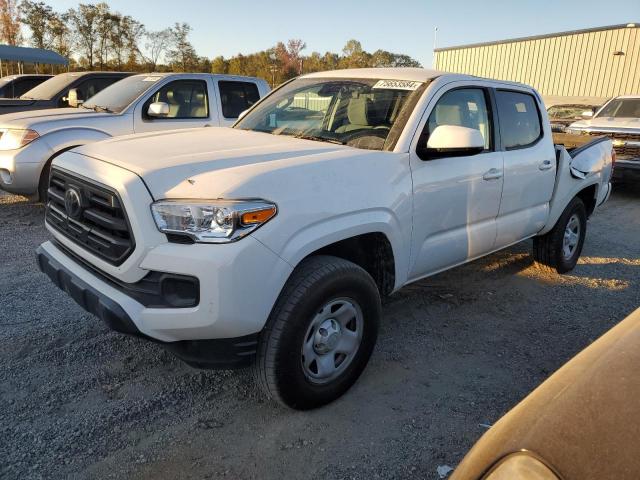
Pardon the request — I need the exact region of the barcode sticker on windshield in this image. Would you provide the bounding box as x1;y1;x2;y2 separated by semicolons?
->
142;76;161;82
372;80;422;91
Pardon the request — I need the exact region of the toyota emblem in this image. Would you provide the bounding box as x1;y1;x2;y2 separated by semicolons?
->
64;188;83;218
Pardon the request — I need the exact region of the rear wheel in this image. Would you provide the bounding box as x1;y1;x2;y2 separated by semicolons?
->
254;255;380;410
532;197;587;273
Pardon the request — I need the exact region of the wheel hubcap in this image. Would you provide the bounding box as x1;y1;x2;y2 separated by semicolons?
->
563;214;581;260
301;298;363;384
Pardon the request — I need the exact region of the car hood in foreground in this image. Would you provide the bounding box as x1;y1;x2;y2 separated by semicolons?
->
451;307;640;480
570;116;640;132
73;127;355;199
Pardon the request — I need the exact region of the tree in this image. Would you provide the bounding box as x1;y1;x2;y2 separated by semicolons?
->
48;11;71;58
371;49;421;68
94;3;114;69
166;22;198;72
211;55;227;74
67;3;101;68
0;0;22;45
341;39;369;68
19;0;53;49
143;28;171;71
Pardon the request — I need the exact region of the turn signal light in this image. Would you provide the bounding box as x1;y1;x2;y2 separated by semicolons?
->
241;207;277;225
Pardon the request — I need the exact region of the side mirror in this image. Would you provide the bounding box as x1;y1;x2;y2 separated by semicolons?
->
147;102;170;118
420;125;485;160
580;110;594;119
66;88;83;108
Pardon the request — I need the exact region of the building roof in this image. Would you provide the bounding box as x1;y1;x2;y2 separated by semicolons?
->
435;22;639;52
301;67;449;82
0;45;68;65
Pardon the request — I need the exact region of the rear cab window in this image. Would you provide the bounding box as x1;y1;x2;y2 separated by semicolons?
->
495;90;542;149
219;81;260;119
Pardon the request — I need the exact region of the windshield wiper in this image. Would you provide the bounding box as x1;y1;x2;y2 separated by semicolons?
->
82;104;112;113
292;133;345;145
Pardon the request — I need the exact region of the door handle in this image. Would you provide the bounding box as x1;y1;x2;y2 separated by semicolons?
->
483;168;503;181
539;159;554;171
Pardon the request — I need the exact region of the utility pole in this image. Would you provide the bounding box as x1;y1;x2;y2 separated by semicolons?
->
433;26;438;68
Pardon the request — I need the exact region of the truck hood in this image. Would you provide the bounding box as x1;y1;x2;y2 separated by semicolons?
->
0;107;113;131
73;127;354;198
570;116;640;133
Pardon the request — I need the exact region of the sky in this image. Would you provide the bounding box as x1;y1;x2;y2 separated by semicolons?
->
45;0;639;67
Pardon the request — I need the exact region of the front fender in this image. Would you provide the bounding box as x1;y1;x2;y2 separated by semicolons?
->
39;128;114;157
256;208;410;291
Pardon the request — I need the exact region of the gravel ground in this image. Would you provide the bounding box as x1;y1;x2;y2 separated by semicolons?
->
1;186;639;480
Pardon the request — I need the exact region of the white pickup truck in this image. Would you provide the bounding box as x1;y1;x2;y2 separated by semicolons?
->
0;73;269;200
36;68;614;409
567;95;640;183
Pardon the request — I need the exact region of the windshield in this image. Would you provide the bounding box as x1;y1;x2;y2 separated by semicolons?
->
548;105;593;120
234;77;428;151
596;98;640;119
20;73;79;100
83;75;162;113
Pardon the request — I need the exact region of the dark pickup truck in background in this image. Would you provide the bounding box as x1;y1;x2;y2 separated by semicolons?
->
0;71;131;115
0;74;52;99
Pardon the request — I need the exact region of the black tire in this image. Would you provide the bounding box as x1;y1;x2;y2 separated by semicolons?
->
533;197;587;273
37;160;52;203
254;255;381;410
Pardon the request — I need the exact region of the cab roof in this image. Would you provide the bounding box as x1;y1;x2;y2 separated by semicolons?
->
300;67;456;82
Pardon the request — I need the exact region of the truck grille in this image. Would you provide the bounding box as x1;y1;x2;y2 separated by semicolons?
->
45;168;135;266
583;131;640;160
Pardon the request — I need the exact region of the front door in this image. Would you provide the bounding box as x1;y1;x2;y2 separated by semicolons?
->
134;79;214;133
408;86;503;280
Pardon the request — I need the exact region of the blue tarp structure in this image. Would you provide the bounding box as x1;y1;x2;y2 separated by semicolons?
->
0;45;68;65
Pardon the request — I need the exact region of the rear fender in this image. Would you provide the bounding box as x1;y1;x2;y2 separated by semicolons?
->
539;142;612;235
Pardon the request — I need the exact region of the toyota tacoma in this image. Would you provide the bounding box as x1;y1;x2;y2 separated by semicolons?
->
36;68;614;409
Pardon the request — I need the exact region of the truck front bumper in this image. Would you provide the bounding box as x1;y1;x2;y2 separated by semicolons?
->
0;140;52;196
612;159;640;182
36;238;293;368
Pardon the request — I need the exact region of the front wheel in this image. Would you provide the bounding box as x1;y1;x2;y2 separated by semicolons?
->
532;197;587;273
254;255;381;410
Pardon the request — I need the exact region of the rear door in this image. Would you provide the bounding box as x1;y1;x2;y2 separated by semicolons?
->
215;80;261;126
493;88;557;247
133;78;216;133
408;83;504;279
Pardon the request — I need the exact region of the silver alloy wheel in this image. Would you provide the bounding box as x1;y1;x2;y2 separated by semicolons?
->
563;213;581;260
301;297;364;385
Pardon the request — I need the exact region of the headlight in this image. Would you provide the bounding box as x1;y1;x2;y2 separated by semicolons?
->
0;129;39;150
151;199;277;243
483;453;560;480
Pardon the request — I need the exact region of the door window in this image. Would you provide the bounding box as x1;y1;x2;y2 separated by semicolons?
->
423;88;492;151
74;77;119;102
219;81;260;119
495;90;542;149
12;79;43;97
145;80;209;119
